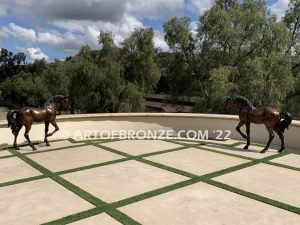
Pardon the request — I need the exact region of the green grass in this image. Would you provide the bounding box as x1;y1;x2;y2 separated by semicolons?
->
0;154;15;160
196;145;255;160
1;138;299;224
0;174;46;188
23;143;87;156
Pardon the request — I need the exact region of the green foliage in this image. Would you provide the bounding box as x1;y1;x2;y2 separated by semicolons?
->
121;28;160;93
42;60;69;96
0;48;26;82
119;83;145;112
1;71;49;107
163;0;295;114
1;0;300;117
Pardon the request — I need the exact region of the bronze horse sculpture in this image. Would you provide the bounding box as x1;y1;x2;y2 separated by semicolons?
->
6;95;70;150
224;95;292;153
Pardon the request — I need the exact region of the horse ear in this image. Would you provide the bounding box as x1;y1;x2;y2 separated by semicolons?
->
226;96;232;100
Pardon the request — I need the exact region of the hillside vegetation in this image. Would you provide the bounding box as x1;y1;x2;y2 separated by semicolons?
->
1;0;300;117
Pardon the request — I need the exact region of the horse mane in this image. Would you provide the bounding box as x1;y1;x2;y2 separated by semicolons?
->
43;95;64;108
230;94;255;109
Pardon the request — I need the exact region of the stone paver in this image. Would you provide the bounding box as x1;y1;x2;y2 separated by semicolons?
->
173;140;201;145
235;144;278;153
0;157;41;183
28;145;123;172
270;154;300;168
202;144;276;159
0;178;93;225
70;213;122;225
145;148;249;176
62;160;187;203
0;150;12;157
200;139;240;145
120;182;300;225
175;139;240;145
214;163;300;207
19;140;82;152
100;140;182;155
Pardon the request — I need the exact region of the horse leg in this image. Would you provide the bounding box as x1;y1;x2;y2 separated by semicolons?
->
236;121;247;139
44;121;50;146
24;125;37;151
243;122;251;149
277;133;285;153
260;127;274;153
272;128;285;153
13;125;23;150
47;120;59;137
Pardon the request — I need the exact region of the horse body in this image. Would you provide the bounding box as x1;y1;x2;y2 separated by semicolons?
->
239;107;280;125
225;95;292;153
6;95;70;150
17;107;56;124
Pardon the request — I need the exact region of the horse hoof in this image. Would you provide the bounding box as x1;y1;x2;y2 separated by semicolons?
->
14;147;20;151
243;145;249;150
32;146;37;151
278;148;284;153
260;150;266;154
46;143;51;146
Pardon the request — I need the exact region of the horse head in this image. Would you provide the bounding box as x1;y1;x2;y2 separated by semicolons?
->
224;96;233;112
60;96;71;110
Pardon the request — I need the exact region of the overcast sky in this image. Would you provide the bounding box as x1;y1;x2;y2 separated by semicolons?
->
0;0;289;61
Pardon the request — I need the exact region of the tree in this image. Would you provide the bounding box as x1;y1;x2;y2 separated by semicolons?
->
42;60;69;97
283;0;300;117
121;28;160;93
163;17;207;97
1;71;49;108
163;0;293;113
284;0;300;62
0;48;26;82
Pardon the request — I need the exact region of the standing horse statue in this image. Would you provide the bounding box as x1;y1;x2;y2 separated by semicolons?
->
224;95;292;153
6;95;70;150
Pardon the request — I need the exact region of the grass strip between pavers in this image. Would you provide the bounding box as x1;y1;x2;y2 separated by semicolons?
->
0;154;15;160
110;178;200;209
203;179;300;215
196;145;255;160
105;208;142;225
42;207;105;225
264;161;300;172
0;174;47;188
7;148;141;225
96;143;198;178
56;158;130;175
3;139;299;224
23;143;88;156
8;148;106;207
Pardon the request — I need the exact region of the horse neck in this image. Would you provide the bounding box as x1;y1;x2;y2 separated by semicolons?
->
234;102;245;112
45;101;59;111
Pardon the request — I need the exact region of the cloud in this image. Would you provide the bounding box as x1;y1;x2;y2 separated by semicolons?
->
0;6;6;17
0;23;85;54
0;0;187;56
153;30;169;51
270;0;289;20
127;0;185;20
51;15;144;47
5;23;37;42
188;0;214;15
18;47;49;61
1;0;127;23
3;0;185;22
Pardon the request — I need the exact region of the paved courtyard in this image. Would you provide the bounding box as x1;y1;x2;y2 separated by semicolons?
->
0;138;299;224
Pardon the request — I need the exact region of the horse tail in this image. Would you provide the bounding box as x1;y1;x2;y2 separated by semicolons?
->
6;110;19;135
277;112;293;134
